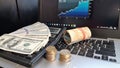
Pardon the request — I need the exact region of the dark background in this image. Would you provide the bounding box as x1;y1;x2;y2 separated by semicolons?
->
0;0;120;38
40;0;120;38
0;0;39;35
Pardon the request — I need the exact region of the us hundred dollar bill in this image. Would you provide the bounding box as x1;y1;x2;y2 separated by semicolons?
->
0;22;51;54
0;34;45;55
10;22;51;37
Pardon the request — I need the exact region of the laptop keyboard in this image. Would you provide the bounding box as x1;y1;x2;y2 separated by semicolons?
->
55;38;117;63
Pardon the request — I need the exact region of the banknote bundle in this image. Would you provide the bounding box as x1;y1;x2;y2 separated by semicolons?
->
63;27;91;45
0;22;51;55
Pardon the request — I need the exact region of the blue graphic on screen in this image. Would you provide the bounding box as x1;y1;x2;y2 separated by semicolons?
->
58;0;90;18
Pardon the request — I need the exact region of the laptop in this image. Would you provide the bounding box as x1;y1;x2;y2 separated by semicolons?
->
35;0;120;68
0;0;120;68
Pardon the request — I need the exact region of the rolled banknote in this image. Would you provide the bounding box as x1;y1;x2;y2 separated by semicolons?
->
63;27;91;45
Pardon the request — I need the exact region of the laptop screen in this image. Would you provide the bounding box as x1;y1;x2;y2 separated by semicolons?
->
58;0;90;18
40;0;120;38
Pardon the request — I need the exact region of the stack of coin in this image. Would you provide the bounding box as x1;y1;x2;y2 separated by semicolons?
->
45;46;57;62
59;49;71;63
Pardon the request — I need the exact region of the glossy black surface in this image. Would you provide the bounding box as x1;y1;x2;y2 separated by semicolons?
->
0;0;18;35
17;0;39;26
0;0;39;35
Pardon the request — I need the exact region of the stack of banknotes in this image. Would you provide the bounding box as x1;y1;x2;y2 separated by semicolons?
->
0;22;51;55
